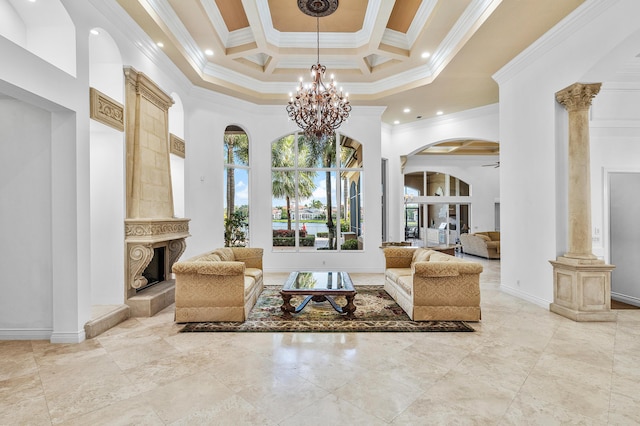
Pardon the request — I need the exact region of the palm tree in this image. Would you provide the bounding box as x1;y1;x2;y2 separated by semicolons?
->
224;126;249;219
272;135;316;230
303;133;337;249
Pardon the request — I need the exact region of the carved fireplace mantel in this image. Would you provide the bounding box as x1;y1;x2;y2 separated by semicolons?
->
125;218;190;299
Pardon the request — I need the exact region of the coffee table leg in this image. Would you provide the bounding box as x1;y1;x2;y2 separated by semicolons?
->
281;293;295;318
343;294;356;319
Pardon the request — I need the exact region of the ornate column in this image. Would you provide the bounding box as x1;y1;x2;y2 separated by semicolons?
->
550;82;616;321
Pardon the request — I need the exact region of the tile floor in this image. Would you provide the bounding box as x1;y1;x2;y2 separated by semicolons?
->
1;257;640;425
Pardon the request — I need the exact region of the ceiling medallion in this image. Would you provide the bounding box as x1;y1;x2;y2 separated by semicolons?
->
287;0;350;139
297;0;338;18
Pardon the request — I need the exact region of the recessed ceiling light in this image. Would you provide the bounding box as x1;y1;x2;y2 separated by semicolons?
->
90;29;99;35
204;49;214;56
436;111;443;116
156;42;164;48
421;52;430;59
28;0;36;3
403;108;411;113
394;120;400;125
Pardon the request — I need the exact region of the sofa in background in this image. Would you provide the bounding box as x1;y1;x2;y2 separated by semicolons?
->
460;231;500;259
382;247;482;321
172;247;263;322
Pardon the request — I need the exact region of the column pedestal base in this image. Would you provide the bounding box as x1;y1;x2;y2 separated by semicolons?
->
549;256;617;322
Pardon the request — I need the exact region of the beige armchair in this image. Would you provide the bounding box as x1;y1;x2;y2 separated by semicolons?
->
460;232;500;259
172;247;263;322
382;247;482;321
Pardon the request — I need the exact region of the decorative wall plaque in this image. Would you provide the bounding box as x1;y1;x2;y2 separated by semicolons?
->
170;133;185;158
89;87;124;131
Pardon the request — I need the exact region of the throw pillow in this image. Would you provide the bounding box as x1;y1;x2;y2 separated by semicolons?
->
198;253;221;262
214;247;235;261
429;252;455;262
411;248;431;267
474;234;491;242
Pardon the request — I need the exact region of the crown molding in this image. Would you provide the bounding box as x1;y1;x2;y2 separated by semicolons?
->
146;0;207;69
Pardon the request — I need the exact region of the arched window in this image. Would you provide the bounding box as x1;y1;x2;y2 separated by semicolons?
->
271;132;364;251
224;125;249;247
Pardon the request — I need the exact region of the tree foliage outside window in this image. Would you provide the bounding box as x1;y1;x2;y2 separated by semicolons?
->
224;125;250;246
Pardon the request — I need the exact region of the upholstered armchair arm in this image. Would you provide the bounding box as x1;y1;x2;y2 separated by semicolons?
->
172;261;245;276
232;247;264;270
486;241;500;253
382;247;414;269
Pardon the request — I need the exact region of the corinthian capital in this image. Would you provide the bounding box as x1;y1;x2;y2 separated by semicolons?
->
555;82;602;112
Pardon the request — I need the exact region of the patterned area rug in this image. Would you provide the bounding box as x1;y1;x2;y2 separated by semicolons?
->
180;285;475;332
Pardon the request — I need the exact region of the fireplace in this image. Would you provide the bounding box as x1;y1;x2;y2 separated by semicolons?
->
125;218;189;308
122;67;190;317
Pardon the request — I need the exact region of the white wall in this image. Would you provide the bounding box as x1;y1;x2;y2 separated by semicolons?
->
0;99;53;338
89;123;125;305
589;82;640;253
0;0;76;76
88;27;125;306
494;0;640;306
169;93;185;218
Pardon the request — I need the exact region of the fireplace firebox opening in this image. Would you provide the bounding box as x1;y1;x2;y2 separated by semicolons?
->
140;246;165;291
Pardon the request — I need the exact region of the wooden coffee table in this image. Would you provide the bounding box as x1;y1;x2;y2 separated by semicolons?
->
280;271;357;319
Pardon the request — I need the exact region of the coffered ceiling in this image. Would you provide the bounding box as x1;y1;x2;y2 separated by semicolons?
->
116;0;584;125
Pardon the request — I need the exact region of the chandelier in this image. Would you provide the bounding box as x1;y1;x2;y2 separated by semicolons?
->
286;0;351;139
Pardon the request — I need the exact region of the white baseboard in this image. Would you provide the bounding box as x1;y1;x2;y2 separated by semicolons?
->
500;285;550;309
50;330;86;344
612;292;640;307
0;328;52;341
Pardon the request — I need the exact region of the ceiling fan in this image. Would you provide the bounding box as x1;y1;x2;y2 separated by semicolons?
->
482;161;500;168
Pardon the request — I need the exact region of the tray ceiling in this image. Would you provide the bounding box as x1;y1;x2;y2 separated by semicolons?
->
115;0;584;125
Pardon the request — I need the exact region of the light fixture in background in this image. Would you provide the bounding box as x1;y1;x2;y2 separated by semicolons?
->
156;42;164;48
286;0;351;139
204;49;213;56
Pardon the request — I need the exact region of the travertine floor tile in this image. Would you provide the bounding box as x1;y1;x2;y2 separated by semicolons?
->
1;258;639;425
332;370;424;422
